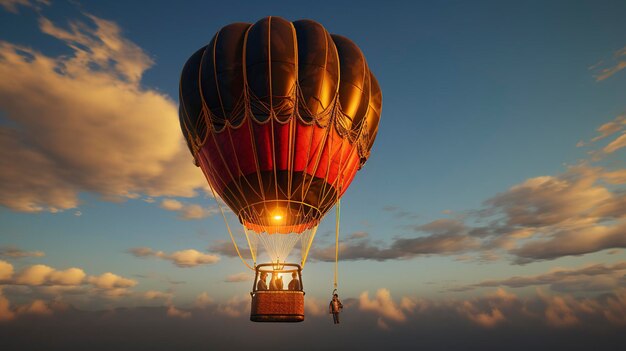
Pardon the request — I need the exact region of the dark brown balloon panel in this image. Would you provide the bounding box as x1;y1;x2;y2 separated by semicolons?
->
179;17;382;234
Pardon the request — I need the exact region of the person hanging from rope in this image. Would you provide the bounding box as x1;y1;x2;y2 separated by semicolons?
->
329;293;343;324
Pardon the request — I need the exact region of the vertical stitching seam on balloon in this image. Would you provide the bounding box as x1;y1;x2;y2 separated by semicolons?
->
212;30;228;124
287;20;298;203
299;29;343;206
268;17;281;244
242;24;267;206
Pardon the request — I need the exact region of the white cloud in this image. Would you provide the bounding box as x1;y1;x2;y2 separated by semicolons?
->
0;12;206;213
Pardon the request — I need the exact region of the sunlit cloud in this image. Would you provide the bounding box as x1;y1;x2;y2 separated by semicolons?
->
359;289;407;323
0;0;49;13
304;296;327;317
160;199;218;220
460;301;505;328
194;292;214;309
0;260;139;319
224;272;252;283
129;247;220;267
15;299;53;316
216;294;249;318
0;288;15;321
0;12;206;213
166;305;191;319
15;265;85;286
356;287;626;330
87;273;136;290
602;169;626;184
453;261;626;293
0;260;13;281
310;154;626;264
603;132;626;154
309;219;479;262
592;116;625;142
511;221;626;264
1;260;136;296
0;246;44;259
143;290;173;301
307;114;626;264
578;115;626;159
592;46;626;81
382;206;420;219
347;231;369;240
539;293;580;327
207;240;253;260
140;290;192;319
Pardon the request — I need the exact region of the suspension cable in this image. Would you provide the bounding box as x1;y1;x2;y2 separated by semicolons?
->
207;182;255;271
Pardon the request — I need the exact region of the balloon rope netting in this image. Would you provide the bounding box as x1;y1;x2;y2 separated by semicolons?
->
191;84;353;276
208;178;340;273
180;80;368;229
197;113;352;272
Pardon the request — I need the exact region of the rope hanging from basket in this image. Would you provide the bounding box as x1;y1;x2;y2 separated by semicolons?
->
334;198;341;290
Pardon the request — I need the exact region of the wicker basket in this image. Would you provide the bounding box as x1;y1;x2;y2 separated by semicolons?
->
250;291;305;322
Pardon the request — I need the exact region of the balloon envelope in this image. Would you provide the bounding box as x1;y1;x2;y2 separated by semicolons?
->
179;17;382;235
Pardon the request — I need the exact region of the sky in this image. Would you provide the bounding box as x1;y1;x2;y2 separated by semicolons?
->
1;0;626;349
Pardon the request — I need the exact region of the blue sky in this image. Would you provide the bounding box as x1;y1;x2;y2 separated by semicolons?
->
1;0;626;348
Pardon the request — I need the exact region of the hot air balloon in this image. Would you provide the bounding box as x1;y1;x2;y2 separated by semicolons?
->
179;17;382;322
